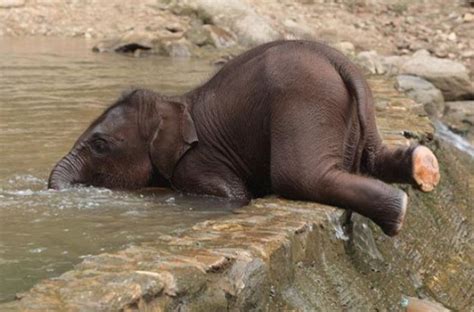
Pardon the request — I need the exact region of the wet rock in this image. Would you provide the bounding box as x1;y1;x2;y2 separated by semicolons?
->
161;38;192;58
355;50;386;74
399;50;474;100
401;296;451;312
92;31;154;54
168;0;280;46
0;0;25;8
396;75;445;117
442;101;474;144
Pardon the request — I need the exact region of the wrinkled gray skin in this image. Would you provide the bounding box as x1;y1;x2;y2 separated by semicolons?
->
49;40;439;236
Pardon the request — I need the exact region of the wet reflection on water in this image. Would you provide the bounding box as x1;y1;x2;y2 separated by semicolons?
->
0;37;234;302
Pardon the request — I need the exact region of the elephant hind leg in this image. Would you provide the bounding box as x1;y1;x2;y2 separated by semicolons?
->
272;165;408;236
364;144;440;192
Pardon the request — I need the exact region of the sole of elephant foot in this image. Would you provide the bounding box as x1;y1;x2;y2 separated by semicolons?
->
380;191;408;237
412;146;440;192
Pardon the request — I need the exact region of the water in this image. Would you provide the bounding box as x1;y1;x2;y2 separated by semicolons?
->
434;120;474;158
0;37;236;302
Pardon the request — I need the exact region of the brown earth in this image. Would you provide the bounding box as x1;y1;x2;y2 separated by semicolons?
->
0;0;473;71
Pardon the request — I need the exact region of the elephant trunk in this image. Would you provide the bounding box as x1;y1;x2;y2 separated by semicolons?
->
48;152;84;190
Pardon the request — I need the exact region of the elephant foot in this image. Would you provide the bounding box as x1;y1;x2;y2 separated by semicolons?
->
376;191;408;237
412;146;440;192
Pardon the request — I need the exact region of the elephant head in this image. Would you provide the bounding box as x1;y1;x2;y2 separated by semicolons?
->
48;89;198;190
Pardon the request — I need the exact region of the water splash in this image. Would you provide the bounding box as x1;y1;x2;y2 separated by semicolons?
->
434;121;474;158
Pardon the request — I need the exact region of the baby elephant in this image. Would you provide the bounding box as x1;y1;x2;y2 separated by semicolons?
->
49;40;440;236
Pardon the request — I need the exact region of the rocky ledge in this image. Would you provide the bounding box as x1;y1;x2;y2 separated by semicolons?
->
2;76;472;311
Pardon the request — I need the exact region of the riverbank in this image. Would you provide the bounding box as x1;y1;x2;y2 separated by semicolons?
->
3;75;472;311
1;1;473;68
1;0;473;143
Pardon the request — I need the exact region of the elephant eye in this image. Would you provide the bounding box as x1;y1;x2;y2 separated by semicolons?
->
91;138;110;154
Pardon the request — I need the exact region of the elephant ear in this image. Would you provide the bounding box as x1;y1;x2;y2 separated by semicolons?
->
150;101;198;179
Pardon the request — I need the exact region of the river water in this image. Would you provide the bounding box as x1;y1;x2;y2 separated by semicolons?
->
0;37;237;302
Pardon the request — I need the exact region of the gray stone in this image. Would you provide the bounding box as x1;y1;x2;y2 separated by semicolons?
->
92;31;154;53
185;23;236;49
380;55;410;75
161;38;192;58
202;24;236;49
396;75;445;116
399;51;474;100
355;50;386;74
169;0;280;46
185;23;212;47
0;0;25;8
442;101;474;144
283;19;314;40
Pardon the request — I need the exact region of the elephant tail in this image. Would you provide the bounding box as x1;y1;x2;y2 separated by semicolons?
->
336;63;368;142
317;42;370;143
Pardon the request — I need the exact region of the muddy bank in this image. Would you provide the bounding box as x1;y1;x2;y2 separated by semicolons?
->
2;76;472;311
1;1;473;69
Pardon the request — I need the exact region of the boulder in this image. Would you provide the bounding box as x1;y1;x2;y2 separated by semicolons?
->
355;50;386;74
396;75;445;117
380;55;410;75
283;19;315;40
399;50;474;101
0;0;25;8
442;101;474;145
168;0;280;46
185;22;237;49
92;31;154;53
202;25;237;49
162;38;192;58
332;41;355;56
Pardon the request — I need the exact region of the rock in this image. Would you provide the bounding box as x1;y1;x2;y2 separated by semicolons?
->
442;101;474;144
185;22;236;49
0;0;25;8
380;55;410;75
332;41;355;56
185;22;212;47
463;12;474;22
412;49;430;58
283;19;314;40
399;51;474;100
396;75;445;117
202;25;236;49
162;38;192;58
401;296;450;312
92;31;154;53
447;32;457;42
461;50;474;58
169;0;280;46
355;50;386;75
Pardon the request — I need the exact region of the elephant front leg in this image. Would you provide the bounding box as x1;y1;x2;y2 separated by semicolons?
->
171;166;251;202
365;144;440;192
